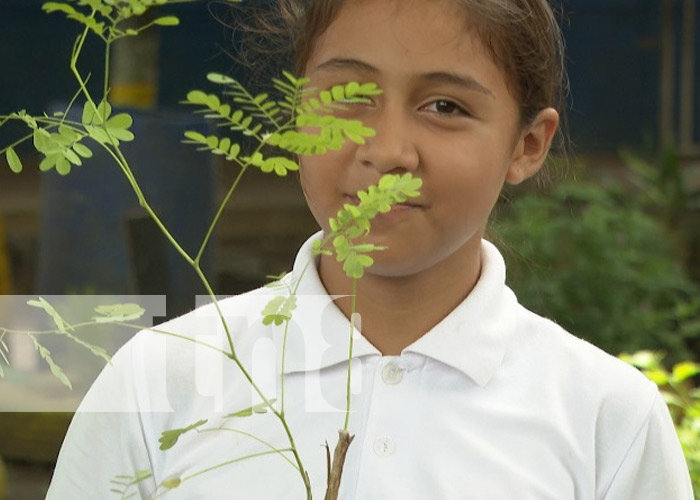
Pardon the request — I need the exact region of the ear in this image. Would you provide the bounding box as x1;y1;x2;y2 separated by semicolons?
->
505;108;560;185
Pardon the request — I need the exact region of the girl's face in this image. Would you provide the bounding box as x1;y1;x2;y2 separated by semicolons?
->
300;0;557;279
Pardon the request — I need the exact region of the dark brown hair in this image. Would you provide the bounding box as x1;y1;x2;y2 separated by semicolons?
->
273;0;567;127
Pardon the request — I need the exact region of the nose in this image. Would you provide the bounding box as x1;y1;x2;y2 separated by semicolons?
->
354;103;419;174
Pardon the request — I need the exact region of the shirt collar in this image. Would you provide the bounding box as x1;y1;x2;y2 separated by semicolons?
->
276;232;518;387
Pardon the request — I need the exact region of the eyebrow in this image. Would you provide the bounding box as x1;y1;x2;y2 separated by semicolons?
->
313;58;378;75
420;71;494;97
313;57;494;97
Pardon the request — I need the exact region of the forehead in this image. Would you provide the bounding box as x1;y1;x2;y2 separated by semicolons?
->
310;0;472;60
305;0;509;97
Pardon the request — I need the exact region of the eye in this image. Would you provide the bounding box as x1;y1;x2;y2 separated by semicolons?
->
423;99;468;116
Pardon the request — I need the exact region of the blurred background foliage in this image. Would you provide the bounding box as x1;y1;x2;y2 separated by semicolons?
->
494;150;700;363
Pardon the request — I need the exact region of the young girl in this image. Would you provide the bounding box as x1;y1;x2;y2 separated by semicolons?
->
47;0;693;498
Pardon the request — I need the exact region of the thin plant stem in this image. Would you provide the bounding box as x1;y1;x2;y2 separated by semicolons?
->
195;164;248;265
149;449;294;499
193;109;299;264
279;259;314;415
104;145;195;265
70;26;98;112
59;74;92;127
0;133;33;155
343;278;358;431
190;264;312;498
104;39;111;99
199;427;299;471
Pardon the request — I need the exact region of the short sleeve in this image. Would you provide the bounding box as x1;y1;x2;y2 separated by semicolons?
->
601;392;693;500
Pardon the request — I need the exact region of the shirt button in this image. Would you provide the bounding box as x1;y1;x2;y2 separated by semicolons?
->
373;436;396;457
382;362;404;385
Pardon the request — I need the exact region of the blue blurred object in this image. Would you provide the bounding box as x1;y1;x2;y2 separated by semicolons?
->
35;109;215;317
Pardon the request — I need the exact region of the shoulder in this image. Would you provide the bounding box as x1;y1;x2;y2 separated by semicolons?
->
513;302;656;393
507;302;659;433
504;303;682;492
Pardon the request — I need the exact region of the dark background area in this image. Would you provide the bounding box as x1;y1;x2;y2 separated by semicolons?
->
0;0;681;152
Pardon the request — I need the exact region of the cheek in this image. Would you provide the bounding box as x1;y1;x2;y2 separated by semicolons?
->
430;148;511;219
298;153;343;229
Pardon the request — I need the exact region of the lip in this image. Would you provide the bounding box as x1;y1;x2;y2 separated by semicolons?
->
341;194;425;225
343;194;426;210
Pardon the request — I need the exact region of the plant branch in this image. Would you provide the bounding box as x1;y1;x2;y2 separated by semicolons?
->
195;164;248;264
149;448;294;499
199;426;299;471
344;278;358;431
60;74;92;127
279;259;315;415
70;26;98;112
0;132;33;156
188;264;312;498
102;145;195;265
324;430;354;500
104;39;111;99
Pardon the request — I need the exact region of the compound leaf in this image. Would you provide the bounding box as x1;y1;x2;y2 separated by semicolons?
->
31;336;72;389
27;296;70;333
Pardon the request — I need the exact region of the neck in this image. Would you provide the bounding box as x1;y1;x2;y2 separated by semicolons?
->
318;241;482;355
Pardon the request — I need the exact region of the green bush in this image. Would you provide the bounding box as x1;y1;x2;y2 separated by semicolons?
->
494;179;700;360
622;351;700;498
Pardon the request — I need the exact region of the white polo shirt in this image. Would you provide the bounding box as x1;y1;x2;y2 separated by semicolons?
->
46;233;693;500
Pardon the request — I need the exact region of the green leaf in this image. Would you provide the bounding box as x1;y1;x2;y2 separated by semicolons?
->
31;336;72;389
107;128;135;142
33;129;56;154
183;131;206;143
27;297;71;333
64;148;82;166
619;350;663;370
161;477;181;489
261;296;297;326
661;391;684;408
72;142;93;158
85;125;111;144
5;147;22;173
56;157;72;175
158;419;208;451
42;3;105;36
225;400;277;419
93;303;146;323
228;143;240;160
82;102;96;125
643;368;670;386
58;125;79;142
96;100;112;123
56;330;111;365
186;90;209;105
672;362;700;383
39;154;59;172
106;113;133;130
153;16;179;26
218;137;231;153
207;73;235;85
